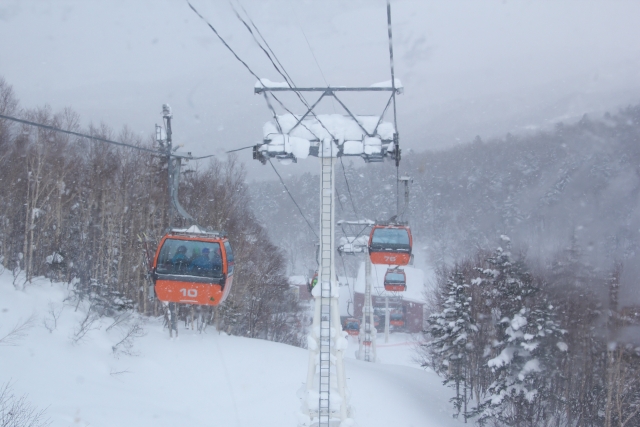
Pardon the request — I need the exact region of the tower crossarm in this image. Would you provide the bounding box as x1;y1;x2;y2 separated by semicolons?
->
254;86;403;95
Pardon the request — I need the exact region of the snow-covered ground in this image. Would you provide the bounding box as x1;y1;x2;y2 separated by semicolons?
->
0;272;461;427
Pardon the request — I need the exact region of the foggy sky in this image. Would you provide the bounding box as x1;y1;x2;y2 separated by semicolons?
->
1;0;640;180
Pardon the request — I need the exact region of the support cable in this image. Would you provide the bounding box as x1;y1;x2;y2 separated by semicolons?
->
229;1;339;142
187;1;263;83
335;184;345;214
339;253;356;317
268;159;318;239
2;112;247;158
225;145;255;153
287;0;337;113
339;157;359;218
263;92;284;134
0;113;163;155
231;0;297;88
269;93;322;141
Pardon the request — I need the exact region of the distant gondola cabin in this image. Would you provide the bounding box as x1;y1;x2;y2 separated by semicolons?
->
368;224;412;265
390;310;405;327
344;318;360;336
152;229;234;306
384;268;407;292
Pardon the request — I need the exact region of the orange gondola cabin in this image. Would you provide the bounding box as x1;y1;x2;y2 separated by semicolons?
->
152;227;234;306
390;310;405;327
368;223;412;266
384;268;407;292
344;318;360;336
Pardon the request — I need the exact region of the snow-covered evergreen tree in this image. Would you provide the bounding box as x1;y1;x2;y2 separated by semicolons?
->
426;268;477;420
479;240;566;427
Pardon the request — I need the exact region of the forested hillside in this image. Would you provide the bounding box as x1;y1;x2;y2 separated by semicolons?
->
251;105;640;282
0;77;302;345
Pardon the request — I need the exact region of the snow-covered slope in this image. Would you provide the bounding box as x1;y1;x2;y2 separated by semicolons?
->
0;273;461;427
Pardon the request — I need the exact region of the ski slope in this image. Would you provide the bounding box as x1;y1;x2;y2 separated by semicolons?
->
0;273;462;427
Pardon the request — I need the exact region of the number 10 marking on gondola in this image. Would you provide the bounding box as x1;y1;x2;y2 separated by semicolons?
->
180;288;197;297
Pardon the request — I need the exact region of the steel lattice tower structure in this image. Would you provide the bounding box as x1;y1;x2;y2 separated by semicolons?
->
253;80;401;427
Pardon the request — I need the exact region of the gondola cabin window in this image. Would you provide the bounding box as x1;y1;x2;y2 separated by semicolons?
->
385;271;405;284
156;239;223;279
370;228;410;250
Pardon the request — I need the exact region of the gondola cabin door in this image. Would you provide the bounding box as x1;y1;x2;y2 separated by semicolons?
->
368;225;412;266
152;231;234;306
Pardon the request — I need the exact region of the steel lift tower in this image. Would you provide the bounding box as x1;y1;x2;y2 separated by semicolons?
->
338;222;377;362
251;5;401;425
253;81;401;427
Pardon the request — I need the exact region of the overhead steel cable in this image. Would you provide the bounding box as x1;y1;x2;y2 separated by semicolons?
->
292;12;329;87
268;159;318;239
225;145;255;153
186;1;286;138
269;92;321;141
335;184;346;214
339;157;360;218
286;0;338;113
187;1;262;83
1;112;234;160
235;0;335;118
229;5;331;140
187;1;333;237
228;1;340;142
0;113;164;155
235;0;301;88
229;0;295;88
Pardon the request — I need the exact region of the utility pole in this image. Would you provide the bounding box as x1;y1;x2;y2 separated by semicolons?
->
155;104;201;338
162;104;175;229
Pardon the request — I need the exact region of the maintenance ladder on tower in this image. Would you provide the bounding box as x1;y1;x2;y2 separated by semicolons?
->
318;156;333;426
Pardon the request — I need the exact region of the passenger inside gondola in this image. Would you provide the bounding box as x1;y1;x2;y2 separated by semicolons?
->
370;228;410;251
171;245;189;271
156;240;223;279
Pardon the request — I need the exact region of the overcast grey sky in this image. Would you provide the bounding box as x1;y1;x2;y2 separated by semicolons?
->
1;0;640;179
